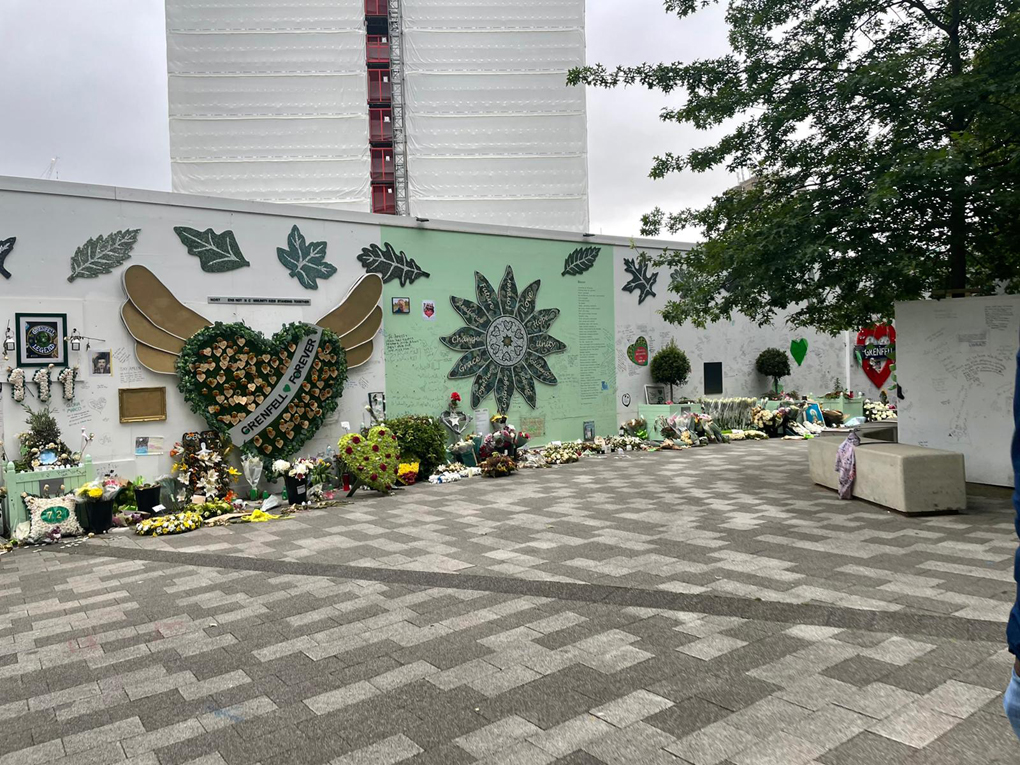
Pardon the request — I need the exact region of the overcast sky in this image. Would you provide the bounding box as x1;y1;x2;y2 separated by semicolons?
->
0;0;735;239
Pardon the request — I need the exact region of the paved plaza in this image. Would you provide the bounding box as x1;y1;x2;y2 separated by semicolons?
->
1;440;1018;764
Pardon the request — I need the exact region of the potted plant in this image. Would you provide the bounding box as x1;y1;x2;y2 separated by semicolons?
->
133;477;163;515
650;341;691;401
74;477;125;533
756;348;791;394
274;458;313;505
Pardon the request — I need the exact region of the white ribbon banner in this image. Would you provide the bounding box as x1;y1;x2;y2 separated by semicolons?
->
228;325;323;445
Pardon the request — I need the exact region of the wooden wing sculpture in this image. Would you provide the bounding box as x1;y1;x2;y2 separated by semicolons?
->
119;265;382;375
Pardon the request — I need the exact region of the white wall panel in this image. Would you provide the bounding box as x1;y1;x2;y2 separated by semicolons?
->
402;0;589;232
166;0;369;210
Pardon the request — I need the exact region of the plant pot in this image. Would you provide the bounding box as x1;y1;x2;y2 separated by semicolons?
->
135;485;161;515
284;475;308;505
86;500;114;533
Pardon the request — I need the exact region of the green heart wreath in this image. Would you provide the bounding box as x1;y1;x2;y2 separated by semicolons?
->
339;425;400;493
177;322;347;462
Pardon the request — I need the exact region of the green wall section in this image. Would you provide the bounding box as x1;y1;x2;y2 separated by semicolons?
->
380;227;617;444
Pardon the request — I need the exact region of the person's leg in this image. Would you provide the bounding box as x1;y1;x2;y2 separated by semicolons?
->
1008;661;1020;740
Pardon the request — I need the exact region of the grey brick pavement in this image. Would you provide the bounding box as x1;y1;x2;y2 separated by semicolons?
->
0;440;1017;763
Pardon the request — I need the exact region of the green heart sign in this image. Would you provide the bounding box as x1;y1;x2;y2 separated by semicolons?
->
790;338;808;366
339;425;399;492
627;336;649;366
177;322;347;461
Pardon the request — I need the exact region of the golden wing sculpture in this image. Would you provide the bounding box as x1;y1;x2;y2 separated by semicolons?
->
120;265;383;374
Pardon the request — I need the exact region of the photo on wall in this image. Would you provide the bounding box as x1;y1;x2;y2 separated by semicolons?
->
391;297;410;314
15;313;67;367
90;349;113;376
422;300;436;320
368;391;386;421
644;384;667;405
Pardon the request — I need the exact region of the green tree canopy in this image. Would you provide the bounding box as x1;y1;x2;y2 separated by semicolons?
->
755;348;791;392
569;2;1018;334
650;340;692;400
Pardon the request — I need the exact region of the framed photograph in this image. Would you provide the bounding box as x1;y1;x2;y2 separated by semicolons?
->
422;300;436;320
368;391;386;421
583;420;595;441
118;387;167;423
15;313;67;367
644;384;667;405
90;349;113;376
391;297;410;314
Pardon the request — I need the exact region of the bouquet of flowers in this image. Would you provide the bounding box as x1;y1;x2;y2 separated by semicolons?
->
135;511;203;537
620;417;648;440
480;453;517;478
864;399;896;422
171;432;237;502
449;391;462;410
542;444;581;465
428;464;481;483
74;477;124;504
479;423;529;460
397;462;420;484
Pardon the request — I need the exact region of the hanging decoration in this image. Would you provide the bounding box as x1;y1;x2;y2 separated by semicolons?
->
276;225;337;290
67;229;140;283
0;236;15;279
855;324;896;389
357;242;430;287
439;391;468;436
7;367;25;401
790;338;809;366
561;246;600;277
173;226;249;273
621;257;659;304
57;366;78;400
627;336;649;366
33;365;53;402
441;267;565;412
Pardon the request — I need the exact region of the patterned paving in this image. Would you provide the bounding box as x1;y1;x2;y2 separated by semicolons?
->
1;440;1018;764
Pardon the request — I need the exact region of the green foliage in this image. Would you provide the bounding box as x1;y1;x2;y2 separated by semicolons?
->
382;415;448;478
569;2;1019;333
277;225;337;290
15;406;77;472
649;341;691;400
756;348;791;393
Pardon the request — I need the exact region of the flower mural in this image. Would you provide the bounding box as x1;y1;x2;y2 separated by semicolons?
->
441;267;566;411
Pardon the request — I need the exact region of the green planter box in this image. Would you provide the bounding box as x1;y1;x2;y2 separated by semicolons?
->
820;397;864;421
638;403;702;442
4;457;95;533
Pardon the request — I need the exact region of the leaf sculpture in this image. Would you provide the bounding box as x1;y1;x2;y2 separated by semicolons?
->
67;229;140;283
276;225;336;290
621;257;659;304
357;242;430;287
174;227;249;273
561;246;600;276
0;236;15;279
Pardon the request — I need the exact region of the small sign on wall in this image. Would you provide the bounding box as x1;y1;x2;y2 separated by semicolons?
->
520;416;545;438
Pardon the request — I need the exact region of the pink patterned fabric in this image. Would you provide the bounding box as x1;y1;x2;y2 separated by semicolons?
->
835;431;861;499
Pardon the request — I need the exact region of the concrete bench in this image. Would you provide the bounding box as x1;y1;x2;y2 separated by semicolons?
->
808;437;965;515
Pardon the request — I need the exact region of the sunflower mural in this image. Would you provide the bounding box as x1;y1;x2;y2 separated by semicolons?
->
441;267;566;412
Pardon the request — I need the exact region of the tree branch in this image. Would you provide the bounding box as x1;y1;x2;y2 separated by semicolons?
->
894;0;949;32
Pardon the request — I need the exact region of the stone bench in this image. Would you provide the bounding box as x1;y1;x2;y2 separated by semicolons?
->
808;437;965;515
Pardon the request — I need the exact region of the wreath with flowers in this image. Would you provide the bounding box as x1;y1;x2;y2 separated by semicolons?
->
338;425;399;493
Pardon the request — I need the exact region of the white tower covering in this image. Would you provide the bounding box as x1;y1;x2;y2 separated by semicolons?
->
166;0;370;210
401;0;589;231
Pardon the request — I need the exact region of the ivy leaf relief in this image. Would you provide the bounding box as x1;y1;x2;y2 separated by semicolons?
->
276;225;336;290
0;236;15;279
174;226;249;273
561;246;600;276
621;257;659;304
67;229;140;283
357;242;430;287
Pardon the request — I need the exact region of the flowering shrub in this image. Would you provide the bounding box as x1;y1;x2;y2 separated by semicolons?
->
382;415;445;477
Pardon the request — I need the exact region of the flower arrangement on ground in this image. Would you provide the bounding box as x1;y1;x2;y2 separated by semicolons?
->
428;464;481;483
135;511;204;536
480;453;517;478
398;462;420;485
620;417;648;439
338;426;399;493
542;444;581;465
186;498;233;520
864;399;896;421
74;476;126;533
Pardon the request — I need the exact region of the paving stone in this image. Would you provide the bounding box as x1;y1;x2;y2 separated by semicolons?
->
867;702;961;748
331;734;423;765
665;722;757;765
455;716;544;758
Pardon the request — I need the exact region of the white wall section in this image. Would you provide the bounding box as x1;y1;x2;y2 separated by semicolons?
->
166;0;370;209
401;0;589;231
